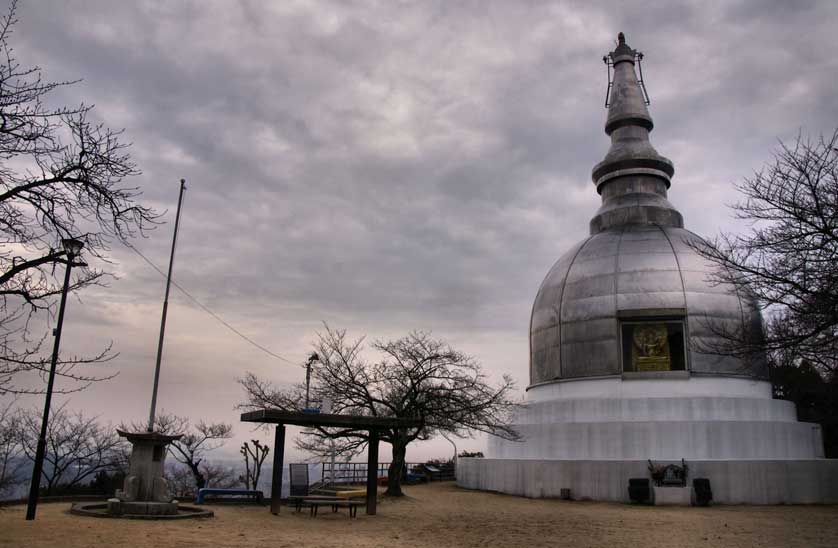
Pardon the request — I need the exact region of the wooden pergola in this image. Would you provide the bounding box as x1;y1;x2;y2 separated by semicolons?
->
240;410;421;516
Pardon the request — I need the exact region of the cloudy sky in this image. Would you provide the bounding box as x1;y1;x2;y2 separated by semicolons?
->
6;0;838;463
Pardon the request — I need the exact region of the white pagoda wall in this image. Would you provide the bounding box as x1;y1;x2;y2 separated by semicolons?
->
457;458;838;504
459;376;838;504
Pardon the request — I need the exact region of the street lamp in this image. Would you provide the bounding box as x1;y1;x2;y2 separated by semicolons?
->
305;352;319;409
25;238;85;521
440;431;458;470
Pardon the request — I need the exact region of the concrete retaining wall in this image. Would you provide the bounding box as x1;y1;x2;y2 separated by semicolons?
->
489;420;824;460
457;458;838;504
516;396;797;423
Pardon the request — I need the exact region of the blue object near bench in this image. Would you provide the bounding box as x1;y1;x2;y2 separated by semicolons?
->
406;472;427;483
196;488;264;504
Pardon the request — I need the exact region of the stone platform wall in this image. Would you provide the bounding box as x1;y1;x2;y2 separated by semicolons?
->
489;420;824;460
457;458;838;504
489;393;824;461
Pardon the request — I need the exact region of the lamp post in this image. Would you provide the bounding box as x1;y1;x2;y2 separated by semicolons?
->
440;431;458;472
25;238;85;521
305;352;319;409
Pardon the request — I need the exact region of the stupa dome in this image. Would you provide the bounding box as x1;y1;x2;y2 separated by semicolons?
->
530;224;767;385
529;33;767;386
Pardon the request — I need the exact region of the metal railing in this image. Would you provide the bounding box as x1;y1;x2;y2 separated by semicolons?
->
319;461;436;484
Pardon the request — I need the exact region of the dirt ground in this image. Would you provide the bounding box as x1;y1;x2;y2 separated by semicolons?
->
2;482;836;548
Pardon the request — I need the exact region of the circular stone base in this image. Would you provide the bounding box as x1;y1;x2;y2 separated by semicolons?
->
70;501;213;520
109;498;179;516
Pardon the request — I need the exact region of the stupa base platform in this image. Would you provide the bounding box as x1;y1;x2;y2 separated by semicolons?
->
653;486;692;505
107;498;178;516
70;501;213;520
457;458;838;504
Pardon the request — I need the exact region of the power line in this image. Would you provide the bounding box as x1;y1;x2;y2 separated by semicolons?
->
123;241;298;366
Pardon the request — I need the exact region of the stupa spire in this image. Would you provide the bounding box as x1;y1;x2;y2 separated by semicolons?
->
603;32;653;133
589;33;682;234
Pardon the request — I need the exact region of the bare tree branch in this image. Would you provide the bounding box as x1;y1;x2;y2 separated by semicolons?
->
0;0;160;394
0;398;24;497
239;325;521;496
17;403;125;495
239;439;269;491
127;413;233;492
691;129;838;375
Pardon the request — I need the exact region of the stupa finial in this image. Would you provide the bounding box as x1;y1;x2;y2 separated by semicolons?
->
603;32;651;127
590;34;681;234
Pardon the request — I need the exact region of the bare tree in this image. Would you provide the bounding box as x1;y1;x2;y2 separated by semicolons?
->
693;130;838;374
143;413;233;491
165;460;240;498
0;399;23;498
202;462;240;490
18;404;124;495
0;0;159;395
165;464;197;499
239;439;269;491
239;325;521;496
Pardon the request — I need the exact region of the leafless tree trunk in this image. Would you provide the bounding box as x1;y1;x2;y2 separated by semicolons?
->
239;440;269;490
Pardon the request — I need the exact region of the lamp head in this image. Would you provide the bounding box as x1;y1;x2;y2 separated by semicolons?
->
61;238;84;257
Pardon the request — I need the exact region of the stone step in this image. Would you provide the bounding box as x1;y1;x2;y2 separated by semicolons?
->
514;396;797;424
489;419;824;460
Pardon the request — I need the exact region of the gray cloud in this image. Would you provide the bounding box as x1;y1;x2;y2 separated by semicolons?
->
6;0;837;460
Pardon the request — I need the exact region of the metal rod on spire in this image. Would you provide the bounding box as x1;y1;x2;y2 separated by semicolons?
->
636;53;651;105
147;179;187;432
603;55;614;108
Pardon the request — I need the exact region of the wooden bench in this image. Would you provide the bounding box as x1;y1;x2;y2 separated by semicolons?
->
332;488;366;499
304;498;364;518
195;488;263;504
289;495;343;512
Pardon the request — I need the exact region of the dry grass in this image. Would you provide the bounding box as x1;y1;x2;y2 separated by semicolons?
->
2;482;836;548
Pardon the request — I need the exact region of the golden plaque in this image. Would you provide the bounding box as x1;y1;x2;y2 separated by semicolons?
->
631;324;671;371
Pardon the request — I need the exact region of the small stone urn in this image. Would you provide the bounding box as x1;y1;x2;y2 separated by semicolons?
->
108;430;183;516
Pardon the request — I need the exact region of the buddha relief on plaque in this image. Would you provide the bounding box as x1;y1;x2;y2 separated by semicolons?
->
631;324;671;371
621;320;687;373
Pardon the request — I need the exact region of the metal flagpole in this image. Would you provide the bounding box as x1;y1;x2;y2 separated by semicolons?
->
147;179;187;432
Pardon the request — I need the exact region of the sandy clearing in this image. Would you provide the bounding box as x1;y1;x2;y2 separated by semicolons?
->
1;482;836;548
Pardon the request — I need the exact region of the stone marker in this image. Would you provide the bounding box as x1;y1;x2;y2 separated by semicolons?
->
109;430;182;516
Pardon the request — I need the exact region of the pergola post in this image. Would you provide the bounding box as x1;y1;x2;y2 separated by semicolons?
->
366;429;379;515
270;425;285;515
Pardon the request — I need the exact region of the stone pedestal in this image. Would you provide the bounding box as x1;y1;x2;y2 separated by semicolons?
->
110;430;182;516
653;486;691;506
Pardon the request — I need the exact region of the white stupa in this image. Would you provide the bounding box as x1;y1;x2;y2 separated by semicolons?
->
457;34;838;504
